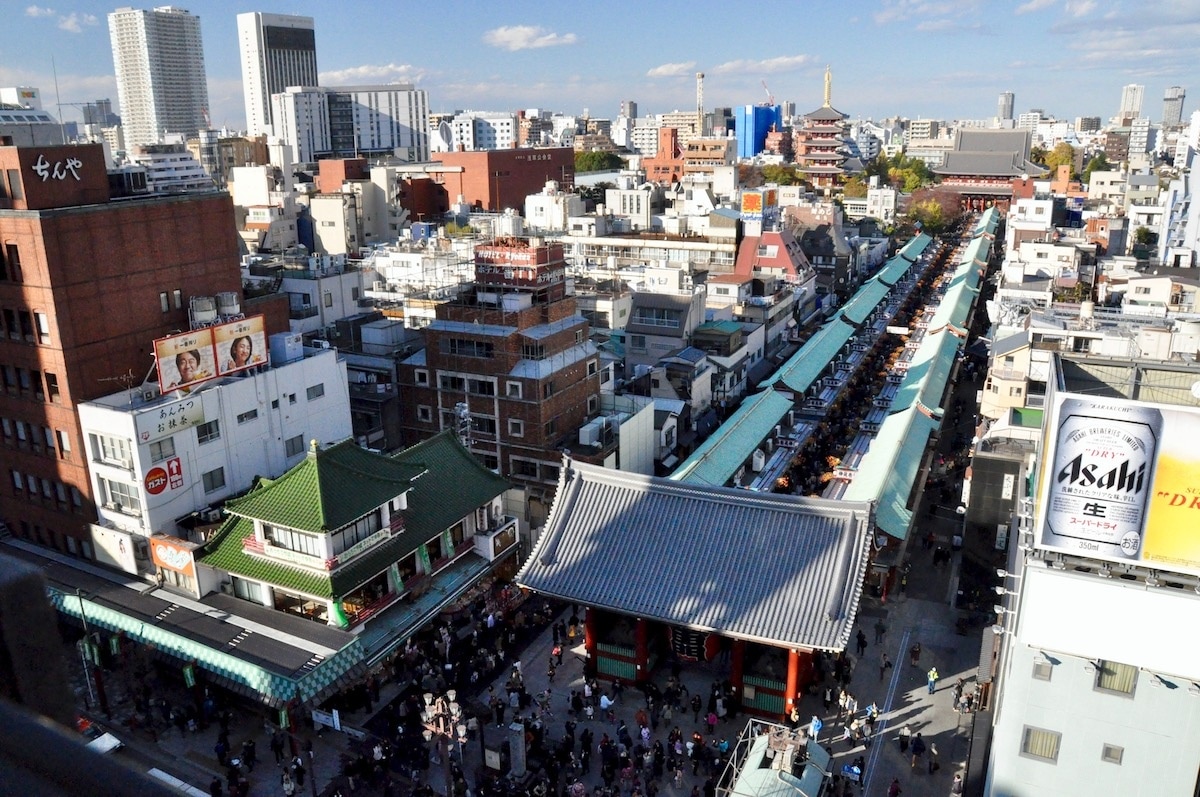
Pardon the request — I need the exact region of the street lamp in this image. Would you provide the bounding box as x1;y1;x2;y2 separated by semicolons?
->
422;690;464;796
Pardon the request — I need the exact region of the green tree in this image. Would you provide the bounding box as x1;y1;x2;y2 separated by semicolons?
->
1134;226;1157;246
1043;142;1077;177
842;175;869;198
574;151;625;173
761;164;801;185
1029;145;1049;166
907;199;945;234
1082;152;1110;185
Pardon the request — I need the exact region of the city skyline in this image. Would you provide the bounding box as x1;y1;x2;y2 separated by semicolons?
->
3;0;1200;133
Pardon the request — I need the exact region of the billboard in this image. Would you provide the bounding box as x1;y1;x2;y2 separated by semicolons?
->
154;315;266;392
213;315;266;376
154;329;216;393
150;535;196;579
135;396;204;444
1035;392;1200;576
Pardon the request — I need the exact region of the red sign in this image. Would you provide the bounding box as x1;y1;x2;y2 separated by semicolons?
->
166;457;183;490
145;467;169;495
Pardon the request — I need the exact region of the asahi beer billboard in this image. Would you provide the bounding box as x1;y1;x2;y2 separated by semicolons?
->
1036;393;1200;575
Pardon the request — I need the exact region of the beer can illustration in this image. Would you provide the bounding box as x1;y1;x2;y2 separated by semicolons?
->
1043;397;1160;558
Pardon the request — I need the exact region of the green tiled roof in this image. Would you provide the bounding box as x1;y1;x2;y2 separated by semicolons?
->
226;439;426;533
200;514;336;599
391;430;510;543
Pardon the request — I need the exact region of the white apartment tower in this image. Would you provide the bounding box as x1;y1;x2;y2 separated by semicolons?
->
1118;83;1145;122
998;91;1014;122
108;6;209;150
237;12;318;137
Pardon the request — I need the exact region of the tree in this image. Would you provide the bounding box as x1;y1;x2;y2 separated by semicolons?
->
842;175;869;198
761;164;801;185
1043;143;1077;178
1134;226;1157;246
907;199;945;234
1029;145;1049;166
574;151;624;173
1082;153;1110;186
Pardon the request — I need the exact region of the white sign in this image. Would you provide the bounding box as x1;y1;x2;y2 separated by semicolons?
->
32;154;82;182
136;396;205;444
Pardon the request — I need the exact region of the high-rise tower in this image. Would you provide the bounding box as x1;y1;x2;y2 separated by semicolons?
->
1163;86;1187;129
1118;83;1145;122
998;91;1014;122
108;6;209;150
237;12;318;137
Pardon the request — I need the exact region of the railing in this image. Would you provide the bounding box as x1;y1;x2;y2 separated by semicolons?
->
289;305;319;319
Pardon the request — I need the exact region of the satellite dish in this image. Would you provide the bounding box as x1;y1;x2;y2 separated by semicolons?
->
1190;380;1200;400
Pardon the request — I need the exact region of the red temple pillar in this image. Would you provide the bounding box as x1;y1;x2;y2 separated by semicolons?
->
731;639;746;706
584;608;597;676
634;618;649;683
785;649;801;713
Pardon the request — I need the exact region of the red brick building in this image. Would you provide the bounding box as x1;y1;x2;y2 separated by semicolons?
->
433;148;575;212
642;128;685;184
0;143;266;554
396;238;600;502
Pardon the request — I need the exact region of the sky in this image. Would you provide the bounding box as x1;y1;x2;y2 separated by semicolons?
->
3;0;1200;132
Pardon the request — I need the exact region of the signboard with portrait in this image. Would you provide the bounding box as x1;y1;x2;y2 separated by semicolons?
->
135;395;204;444
1035;392;1200;576
89;524;139;574
154;329;217;393
213;315;267;377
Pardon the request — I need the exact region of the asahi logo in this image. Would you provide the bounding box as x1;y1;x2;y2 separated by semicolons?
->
1056;453;1147;495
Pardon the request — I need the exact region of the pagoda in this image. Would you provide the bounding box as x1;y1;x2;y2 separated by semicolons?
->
795;67;849;190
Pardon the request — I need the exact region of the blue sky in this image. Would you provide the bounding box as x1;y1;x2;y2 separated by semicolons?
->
4;0;1199;131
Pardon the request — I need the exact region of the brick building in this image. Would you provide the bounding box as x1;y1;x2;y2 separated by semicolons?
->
397;238;600;502
433;148;575;212
0;143;281;555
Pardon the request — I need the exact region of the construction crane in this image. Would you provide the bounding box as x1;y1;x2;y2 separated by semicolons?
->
761;80;774;106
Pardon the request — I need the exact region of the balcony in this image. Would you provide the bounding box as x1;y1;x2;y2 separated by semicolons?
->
289;305;319;320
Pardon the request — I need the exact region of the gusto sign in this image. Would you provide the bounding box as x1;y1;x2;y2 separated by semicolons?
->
145;467;169;495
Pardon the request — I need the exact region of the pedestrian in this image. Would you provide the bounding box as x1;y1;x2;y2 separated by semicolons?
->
909;643;921;668
887;778;902;797
880;652;892;681
928;742;939;774
910;733;926;770
241;738;256;771
547;658;557;682
873;619;887;644
927;667;939;695
898;725;911;754
953;677;965;705
291;756;306;788
822;685;833;712
270;730;285;764
706;711;717;734
837;690;849;719
214;739;227;767
691;694;702;723
855;629;867;657
842;724;854;750
554;643;565;666
209;776;223;797
281;770;296;797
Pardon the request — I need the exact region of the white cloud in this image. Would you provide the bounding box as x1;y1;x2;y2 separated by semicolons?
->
1065;0;1096;16
482;25;577;52
646;61;696;78
711;55;815;75
318;63;428;86
57;12;97;33
25;5;56;17
1015;0;1056;13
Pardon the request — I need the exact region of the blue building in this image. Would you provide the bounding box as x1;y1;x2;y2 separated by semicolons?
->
735;104;783;159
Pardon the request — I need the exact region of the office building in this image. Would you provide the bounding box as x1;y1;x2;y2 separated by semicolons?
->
0;143;261;557
1163;86;1187;129
108;6;209;150
237;12;318;137
998;91;1014;122
734;104;782;159
273;85;429;163
620;100;638;119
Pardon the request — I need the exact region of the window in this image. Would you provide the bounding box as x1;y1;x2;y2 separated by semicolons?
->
439;375;465;392
99;478;141;514
512;458;539;478
415;369;429;385
3;309;16;339
542;381;555;399
1032;660;1053;681
55;429;71;457
323;291;333;308
544;418;558;438
146;439;175;463
173;289;183;309
508;419;524;437
1095;660;1137;695
1020;726;1061;763
196;419;221;444
1101;744;1124;765
231;576;263;604
90;433;132;468
288;393;297;405
237;409;259;424
160;292;169;313
5;244;22;282
588;396;599;414
263;524;323;557
471;416;497;436
417;405;432;423
576;329;585;343
630;334;646;350
33;312;49;343
5;170;21;200
202;467;226;493
11;469;22;491
442;338;494;358
587;360;598;377
506;381;522;399
468;378;495;396
521;342;546;360
285;434;305;457
306;383;325;400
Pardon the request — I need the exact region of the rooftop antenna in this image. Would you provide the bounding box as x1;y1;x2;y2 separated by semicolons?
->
52;56;67;145
99;369;139;408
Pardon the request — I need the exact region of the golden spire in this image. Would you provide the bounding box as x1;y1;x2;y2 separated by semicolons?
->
824;65;832;107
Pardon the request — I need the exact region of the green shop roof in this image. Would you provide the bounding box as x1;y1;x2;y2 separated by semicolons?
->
226;439;427;533
391;430;510;542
